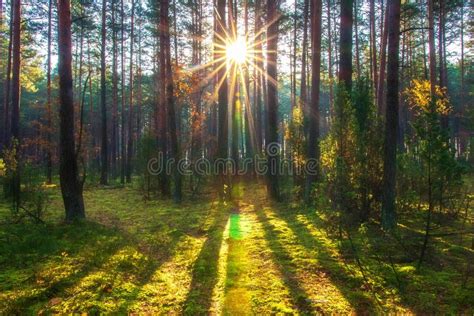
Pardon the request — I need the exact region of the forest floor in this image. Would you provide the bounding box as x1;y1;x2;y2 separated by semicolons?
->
0;181;473;314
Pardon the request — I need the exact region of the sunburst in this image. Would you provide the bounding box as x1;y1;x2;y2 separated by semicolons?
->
185;9;279;153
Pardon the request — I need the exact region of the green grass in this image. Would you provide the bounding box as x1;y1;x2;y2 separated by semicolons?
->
0;183;472;314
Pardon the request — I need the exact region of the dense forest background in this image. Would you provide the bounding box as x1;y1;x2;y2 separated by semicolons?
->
0;0;473;313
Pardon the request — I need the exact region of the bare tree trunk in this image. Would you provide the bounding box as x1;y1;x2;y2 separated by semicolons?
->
353;0;360;79
46;0;53;184
172;0;178;64
266;0;280;200
158;0;170;196
291;0;297;110
111;0;118;178
420;0;428;80
377;2;389;115
136;13;142;143
162;0;182;202
10;0;21;210
100;0;108;185
305;0;322;202
459;0;465;155
216;0;228;198
338;0;353;90
438;0;448;129
228;0;239;170
369;0;377;102
427;0;436;96
87;39;95;166
301;0;309;114
126;0;135;183
2;2;13;148
58;0;85;221
254;0;263;153
120;0;126;184
381;0;401;231
326;0;333;114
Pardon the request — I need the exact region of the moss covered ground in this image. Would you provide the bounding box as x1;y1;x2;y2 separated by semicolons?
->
0;182;472;314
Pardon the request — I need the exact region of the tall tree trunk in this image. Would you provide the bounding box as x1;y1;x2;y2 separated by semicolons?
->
162;0;181;202
377;2;389;114
427;0;436;96
438;0;445;89
87;39;95;166
254;0;263;153
111;0;118;178
100;0;108;185
10;0;21;209
136;13;142;143
243;0;253;162
2;2;13;148
459;0;465;155
438;0;448;129
353;0;360;79
326;0;333;114
381;0;401;231
58;0;85;221
158;0;170;196
266;0;280;200
291;0;297;110
172;0;178;64
216;0;228;197
126;0;135;183
120;0;126;184
369;0;378;101
338;0;353;90
300;0;309;114
421;0;428;80
228;0;239;170
305;0;322;202
46;0;53;184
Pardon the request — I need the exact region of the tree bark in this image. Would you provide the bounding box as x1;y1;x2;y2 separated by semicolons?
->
161;0;182;202
377;2;389;114
381;0;401;231
353;0;360;79
326;0;333;114
1;2;13;148
158;0;170;196
266;0;280;200
427;0;436;96
111;0;118;178
10;0;21;209
338;0;353;90
254;0;263;153
58;0;85;221
216;0;228;197
46;0;53;184
300;0;309;114
305;0;322;202
126;0;135;183
120;0;126;184
369;0;378;102
100;0;108;185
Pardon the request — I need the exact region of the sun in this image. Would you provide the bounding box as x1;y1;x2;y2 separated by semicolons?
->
226;36;247;64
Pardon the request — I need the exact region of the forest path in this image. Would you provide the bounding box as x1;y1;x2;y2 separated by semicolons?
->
215;184;355;314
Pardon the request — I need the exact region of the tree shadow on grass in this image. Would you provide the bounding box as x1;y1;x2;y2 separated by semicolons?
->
0;221;127;313
182;204;230;315
107;201;225;313
266;208;379;313
254;207;318;314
